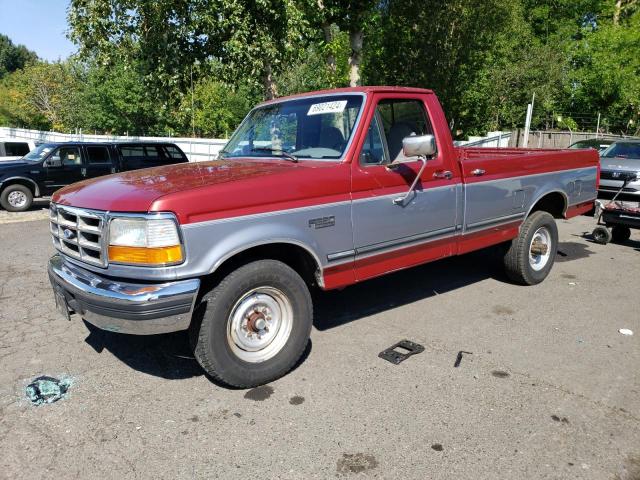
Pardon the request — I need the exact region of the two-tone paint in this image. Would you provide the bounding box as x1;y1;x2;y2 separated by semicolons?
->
52;86;599;294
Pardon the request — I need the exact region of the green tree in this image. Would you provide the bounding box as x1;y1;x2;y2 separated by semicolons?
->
181;77;258;137
0;34;38;79
0;61;82;130
565;8;640;134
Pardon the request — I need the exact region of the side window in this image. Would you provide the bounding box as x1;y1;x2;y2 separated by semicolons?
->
118;145;144;170
143;145;161;158
58;147;82;166
86;146;111;164
377;99;433;162
5;142;30;156
359;113;388;166
120;146;144;157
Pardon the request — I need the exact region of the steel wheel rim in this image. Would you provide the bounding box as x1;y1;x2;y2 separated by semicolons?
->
7;191;27;208
529;226;552;271
227;286;293;363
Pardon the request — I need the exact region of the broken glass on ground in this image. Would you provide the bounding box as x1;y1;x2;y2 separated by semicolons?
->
25;376;72;406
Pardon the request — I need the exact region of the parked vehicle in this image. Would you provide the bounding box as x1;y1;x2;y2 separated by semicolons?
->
0;138;35;161
598;140;640;198
0;142;188;211
569;138;614;152
47;87;599;387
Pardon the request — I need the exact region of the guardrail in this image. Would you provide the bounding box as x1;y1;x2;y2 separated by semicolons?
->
0;127;228;162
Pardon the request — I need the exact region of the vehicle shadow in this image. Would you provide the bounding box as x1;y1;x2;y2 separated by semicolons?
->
313;248;506;331
83;322;204;380
82;320;313;387
574;231;640;250
31;198;51;210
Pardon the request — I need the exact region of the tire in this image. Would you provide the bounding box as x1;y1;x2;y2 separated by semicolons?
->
592;226;612;245
503;211;558;285
611;225;631;243
0;184;33;212
192;260;313;388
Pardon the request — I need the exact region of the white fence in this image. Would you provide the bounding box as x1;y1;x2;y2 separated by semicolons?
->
0;127;228;162
454;131;512;148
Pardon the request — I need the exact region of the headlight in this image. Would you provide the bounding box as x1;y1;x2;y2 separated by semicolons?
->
108;216;183;266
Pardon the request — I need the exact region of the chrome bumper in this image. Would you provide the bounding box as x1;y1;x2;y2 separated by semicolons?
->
47;254;200;335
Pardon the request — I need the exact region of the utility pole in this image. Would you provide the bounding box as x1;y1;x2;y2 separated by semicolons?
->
596;113;601;138
191;65;195;138
523;93;535;148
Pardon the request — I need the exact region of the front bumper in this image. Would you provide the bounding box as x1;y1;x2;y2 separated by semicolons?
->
48;254;200;335
599;179;640;196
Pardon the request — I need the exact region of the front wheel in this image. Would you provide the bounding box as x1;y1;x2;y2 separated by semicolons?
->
0;184;33;212
192;260;313;388
503;211;559;285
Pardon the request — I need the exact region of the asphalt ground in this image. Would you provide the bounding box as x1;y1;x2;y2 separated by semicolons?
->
0;210;639;479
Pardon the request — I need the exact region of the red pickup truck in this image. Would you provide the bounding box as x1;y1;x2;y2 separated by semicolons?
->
48;87;599;387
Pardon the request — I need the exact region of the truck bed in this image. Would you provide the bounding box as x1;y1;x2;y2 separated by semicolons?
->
455;147;600;182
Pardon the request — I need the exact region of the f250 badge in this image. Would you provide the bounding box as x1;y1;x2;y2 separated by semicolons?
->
308;216;335;229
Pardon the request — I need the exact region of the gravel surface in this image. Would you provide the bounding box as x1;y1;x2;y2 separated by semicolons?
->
0;214;638;479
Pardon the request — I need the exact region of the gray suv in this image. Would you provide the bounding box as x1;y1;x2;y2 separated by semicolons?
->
598;140;640;197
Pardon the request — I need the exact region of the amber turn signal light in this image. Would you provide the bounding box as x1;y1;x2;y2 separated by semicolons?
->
108;245;183;265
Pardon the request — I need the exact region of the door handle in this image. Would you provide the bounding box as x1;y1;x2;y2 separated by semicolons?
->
433;170;453;180
471;168;485;176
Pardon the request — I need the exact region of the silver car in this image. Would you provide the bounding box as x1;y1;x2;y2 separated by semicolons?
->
598;140;640;197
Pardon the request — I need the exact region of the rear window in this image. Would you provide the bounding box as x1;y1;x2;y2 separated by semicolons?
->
163;145;185;160
4;142;30;156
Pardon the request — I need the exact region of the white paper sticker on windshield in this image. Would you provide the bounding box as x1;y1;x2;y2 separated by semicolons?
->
307;100;348;116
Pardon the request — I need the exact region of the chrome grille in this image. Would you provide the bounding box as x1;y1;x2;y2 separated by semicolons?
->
50;204;108;267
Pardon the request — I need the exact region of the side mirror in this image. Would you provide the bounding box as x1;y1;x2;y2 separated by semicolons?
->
46;156;62;167
402;134;436;158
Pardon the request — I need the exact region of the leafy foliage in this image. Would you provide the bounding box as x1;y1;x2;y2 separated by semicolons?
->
0;34;37;79
0;1;638;138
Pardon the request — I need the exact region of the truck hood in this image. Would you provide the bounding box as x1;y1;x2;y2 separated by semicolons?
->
600;157;640;172
52;159;348;224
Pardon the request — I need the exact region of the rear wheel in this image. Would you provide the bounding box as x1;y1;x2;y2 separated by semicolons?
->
611;225;631;243
0;184;33;212
503;211;558;285
192;260;313;388
592;226;612;245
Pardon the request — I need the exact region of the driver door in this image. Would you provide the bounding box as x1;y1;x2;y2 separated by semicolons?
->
44;146;85;194
351;95;459;281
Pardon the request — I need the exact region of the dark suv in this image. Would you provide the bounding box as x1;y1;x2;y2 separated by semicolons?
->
0;142;188;211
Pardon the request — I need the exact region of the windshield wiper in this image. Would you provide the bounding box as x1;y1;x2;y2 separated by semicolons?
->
250;147;298;163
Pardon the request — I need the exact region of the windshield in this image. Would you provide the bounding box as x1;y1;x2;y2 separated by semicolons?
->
23;144;55;162
220;94;364;161
601;142;640;159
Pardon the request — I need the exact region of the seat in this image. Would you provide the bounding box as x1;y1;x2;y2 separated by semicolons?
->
318;126;345;151
387;122;416;162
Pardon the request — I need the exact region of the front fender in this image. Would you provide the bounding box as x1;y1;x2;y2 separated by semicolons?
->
0;176;41;197
178;202;353;280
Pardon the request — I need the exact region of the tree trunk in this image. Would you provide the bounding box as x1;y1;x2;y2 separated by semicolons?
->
348;29;363;87
322;22;336;73
263;62;277;100
613;0;622;25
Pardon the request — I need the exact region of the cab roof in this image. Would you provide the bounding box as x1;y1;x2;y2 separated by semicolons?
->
260;86;434;106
